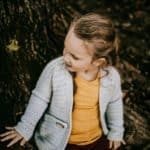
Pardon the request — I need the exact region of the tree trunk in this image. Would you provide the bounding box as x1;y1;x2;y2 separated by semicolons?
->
0;0;149;150
0;0;78;149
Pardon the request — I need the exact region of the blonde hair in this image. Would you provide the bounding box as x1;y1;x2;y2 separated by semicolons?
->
70;13;119;66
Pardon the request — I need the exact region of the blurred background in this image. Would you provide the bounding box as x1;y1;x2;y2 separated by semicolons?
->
0;0;149;149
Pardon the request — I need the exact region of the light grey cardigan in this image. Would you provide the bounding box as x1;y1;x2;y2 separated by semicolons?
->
15;56;124;150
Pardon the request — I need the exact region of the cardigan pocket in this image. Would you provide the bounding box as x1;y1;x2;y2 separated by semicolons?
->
39;114;68;147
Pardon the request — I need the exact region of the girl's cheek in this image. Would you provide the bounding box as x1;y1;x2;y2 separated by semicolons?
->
63;49;66;55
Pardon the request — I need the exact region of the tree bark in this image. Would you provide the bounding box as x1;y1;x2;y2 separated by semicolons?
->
0;0;149;150
0;0;78;149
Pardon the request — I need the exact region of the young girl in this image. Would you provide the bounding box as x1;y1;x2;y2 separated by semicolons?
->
0;13;125;150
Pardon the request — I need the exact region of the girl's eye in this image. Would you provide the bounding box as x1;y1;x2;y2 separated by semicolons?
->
72;54;79;60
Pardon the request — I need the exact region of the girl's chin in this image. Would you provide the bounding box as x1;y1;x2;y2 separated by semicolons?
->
66;67;84;73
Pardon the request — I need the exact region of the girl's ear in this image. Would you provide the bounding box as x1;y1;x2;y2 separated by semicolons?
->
93;58;106;67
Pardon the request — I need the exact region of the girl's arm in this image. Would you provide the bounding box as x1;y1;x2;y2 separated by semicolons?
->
0;62;54;147
106;68;125;149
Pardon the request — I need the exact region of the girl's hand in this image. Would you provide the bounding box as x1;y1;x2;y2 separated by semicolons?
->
109;140;126;150
0;126;26;147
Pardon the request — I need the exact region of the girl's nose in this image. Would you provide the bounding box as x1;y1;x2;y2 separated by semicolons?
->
64;53;71;65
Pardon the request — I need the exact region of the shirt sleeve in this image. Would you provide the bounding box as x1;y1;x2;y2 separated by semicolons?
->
14;62;53;141
106;67;124;141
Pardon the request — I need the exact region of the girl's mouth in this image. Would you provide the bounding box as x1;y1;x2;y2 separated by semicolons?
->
64;61;72;67
66;64;72;68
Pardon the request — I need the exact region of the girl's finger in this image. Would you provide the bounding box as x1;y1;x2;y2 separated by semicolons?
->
7;136;22;147
20;138;26;146
0;130;15;137
5;127;15;130
1;133;17;142
114;142;121;150
122;140;126;145
109;141;113;149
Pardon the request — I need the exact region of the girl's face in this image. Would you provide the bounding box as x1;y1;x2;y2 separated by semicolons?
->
63;28;100;73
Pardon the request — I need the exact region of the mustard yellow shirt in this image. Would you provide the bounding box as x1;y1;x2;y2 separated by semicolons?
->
68;74;102;145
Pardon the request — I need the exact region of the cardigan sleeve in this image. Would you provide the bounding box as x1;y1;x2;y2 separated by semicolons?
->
14;62;54;141
106;67;124;141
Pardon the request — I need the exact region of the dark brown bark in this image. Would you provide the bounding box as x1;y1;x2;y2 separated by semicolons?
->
0;0;149;150
0;0;78;149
